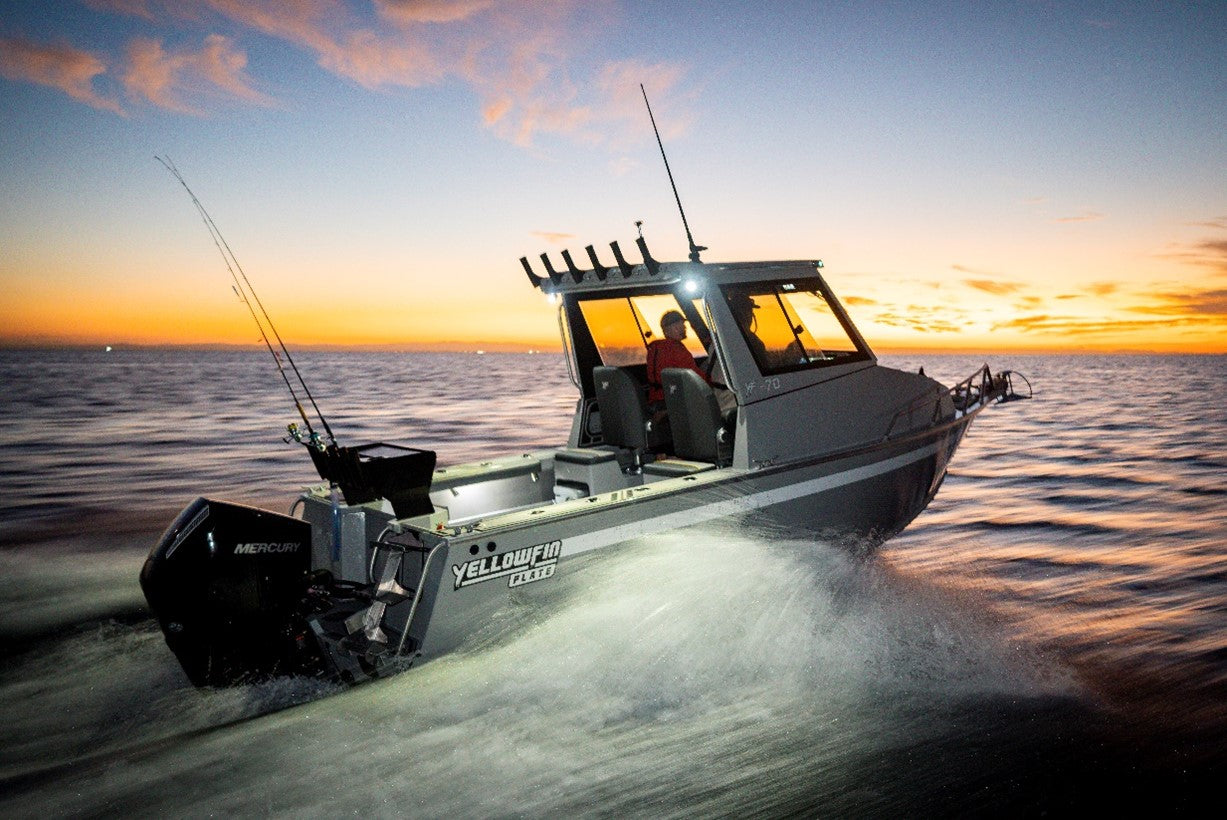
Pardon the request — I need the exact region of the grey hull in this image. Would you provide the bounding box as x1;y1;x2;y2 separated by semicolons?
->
403;412;975;664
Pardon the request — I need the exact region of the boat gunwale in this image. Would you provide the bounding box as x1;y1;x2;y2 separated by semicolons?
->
435;400;988;538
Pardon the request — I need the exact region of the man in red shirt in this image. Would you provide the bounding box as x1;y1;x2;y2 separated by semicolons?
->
646;310;708;408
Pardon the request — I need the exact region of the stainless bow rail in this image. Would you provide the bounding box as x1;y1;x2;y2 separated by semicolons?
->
884;364;1031;441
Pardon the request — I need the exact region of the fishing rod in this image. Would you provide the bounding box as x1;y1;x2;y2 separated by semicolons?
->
640;83;707;264
156;156;337;449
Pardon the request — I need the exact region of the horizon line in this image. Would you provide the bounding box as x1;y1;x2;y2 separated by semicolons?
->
2;341;1223;356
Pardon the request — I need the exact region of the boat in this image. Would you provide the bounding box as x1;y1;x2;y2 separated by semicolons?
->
140;235;1031;687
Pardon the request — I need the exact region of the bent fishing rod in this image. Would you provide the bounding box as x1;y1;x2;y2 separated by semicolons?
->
156;156;337;450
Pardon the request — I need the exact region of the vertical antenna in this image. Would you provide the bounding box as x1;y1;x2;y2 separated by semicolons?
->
640;83;707;264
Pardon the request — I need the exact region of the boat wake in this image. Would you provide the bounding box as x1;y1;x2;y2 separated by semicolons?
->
1;524;1076;816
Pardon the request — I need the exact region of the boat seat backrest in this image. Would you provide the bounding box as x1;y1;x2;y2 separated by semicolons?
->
593;366;649;452
662;368;727;464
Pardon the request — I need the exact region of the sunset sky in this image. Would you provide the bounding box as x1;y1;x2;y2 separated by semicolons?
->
2;1;1225;353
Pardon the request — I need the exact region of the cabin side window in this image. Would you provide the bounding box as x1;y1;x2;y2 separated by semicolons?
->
578;293;706;366
721;279;869;375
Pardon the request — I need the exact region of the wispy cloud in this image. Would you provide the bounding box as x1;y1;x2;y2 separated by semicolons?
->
1085;281;1118;296
873;305;966;334
951;263;997;276
53;0;692;147
530;231;575;244
204;0;444;89
1053;210;1105;223
1185;216;1227;230
1172;289;1227;315
607;155;641;177
1132;288;1227;316
1156;234;1227;275
590;58;691;147
996;286;1227;336
962;279;1022;296
200;0;687;146
0;36;124;113
990;314;1212;336
377;0;495;25
122;34;274;114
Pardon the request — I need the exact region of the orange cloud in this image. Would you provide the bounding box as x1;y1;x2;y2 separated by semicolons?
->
873;305;967;335
530;231;575;244
993;312;1226;336
122;34;274;114
376;0;494;25
963;279;1023;295
1135;289;1227;316
0;36;124;113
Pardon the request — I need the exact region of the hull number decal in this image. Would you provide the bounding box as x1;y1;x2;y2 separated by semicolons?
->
452;540;562;590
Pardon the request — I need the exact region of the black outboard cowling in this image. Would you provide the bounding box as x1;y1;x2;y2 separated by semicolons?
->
140;497;318;686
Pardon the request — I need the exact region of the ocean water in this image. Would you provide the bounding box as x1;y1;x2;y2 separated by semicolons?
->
1;349;1224;816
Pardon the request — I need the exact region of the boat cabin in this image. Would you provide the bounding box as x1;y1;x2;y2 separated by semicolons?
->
530;245;881;475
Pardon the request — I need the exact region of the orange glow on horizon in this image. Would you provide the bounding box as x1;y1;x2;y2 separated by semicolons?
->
4;278;1224;354
3;230;1225;354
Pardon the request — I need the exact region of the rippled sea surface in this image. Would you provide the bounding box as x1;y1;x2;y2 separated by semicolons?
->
1;349;1224;816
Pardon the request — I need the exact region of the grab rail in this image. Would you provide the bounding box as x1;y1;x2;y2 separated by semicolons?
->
883;364;1031;440
558;303;579;390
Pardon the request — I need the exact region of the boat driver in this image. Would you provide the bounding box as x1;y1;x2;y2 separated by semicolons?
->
648;311;738;424
646;310;708;410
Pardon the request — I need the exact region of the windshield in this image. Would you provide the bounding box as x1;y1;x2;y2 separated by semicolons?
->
578;293;706;366
721;278;868;375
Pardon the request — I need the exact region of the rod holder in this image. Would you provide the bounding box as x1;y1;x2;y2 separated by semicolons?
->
520;256;545;289
635;237;660;275
540;253;564;286
561;249;584;283
610;241;635;278
584;245;608;281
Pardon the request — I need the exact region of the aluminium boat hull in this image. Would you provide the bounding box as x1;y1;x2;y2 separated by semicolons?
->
370;410;977;667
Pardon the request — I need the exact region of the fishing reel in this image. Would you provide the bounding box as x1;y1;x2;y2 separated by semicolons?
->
286;422;325;451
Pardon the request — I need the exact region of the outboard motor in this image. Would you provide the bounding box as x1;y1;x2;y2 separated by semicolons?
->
140;497;319;686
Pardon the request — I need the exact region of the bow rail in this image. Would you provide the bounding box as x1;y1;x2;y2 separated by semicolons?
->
884;365;1032;440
